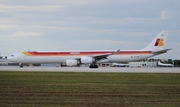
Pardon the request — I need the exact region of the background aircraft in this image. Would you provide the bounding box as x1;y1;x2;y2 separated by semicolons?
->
8;31;171;68
111;63;130;67
158;61;173;67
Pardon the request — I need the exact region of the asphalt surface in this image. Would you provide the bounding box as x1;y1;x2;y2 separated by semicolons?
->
0;66;180;73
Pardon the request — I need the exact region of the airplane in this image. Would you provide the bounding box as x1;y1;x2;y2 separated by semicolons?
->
8;31;171;68
158;61;173;67
111;62;130;67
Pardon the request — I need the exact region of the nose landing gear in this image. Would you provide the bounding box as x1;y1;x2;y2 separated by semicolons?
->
19;63;23;68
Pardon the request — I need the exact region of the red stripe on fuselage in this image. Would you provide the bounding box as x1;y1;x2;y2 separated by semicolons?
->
24;51;152;56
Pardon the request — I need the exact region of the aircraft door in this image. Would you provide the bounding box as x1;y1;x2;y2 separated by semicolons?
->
17;53;22;59
17;53;26;60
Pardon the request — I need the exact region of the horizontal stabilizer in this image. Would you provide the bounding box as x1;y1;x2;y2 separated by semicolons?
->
152;48;172;55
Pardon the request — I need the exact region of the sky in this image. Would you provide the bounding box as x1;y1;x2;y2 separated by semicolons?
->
0;0;180;59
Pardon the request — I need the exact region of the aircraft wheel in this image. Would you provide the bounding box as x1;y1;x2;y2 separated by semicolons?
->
95;65;98;68
19;63;23;68
89;65;98;68
89;65;93;68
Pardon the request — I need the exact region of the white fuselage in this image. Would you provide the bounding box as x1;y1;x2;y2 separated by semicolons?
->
8;50;154;64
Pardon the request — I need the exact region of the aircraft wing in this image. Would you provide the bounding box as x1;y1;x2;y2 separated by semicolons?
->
92;49;120;61
152;49;172;55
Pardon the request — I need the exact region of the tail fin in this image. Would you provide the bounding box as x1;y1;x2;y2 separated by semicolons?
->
142;31;169;51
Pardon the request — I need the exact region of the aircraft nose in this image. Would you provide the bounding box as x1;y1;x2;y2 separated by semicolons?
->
7;55;15;61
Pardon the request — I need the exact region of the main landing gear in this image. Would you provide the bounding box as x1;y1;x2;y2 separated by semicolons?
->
89;64;98;68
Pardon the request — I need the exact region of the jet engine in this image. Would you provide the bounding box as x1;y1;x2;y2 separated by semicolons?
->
81;57;95;64
65;59;79;66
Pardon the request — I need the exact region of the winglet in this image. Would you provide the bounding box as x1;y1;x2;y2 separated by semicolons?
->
91;49;120;62
112;49;120;55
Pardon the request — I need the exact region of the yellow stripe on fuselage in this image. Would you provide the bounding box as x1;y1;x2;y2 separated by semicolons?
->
22;51;152;57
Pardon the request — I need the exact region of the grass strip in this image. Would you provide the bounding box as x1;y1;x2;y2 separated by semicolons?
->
0;71;180;107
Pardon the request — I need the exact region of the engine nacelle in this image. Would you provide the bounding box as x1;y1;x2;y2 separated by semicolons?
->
81;57;94;64
65;59;78;66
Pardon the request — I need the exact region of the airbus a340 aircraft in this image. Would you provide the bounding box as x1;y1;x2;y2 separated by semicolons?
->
8;31;171;68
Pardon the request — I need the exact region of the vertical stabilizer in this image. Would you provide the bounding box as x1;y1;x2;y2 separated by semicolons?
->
143;31;168;51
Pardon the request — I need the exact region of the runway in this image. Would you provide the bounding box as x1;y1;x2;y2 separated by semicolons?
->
0;66;180;73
